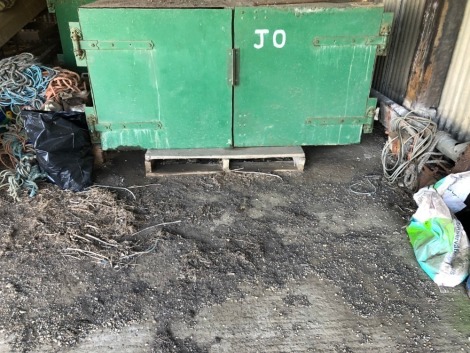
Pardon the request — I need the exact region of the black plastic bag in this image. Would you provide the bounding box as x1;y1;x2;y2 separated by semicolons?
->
23;110;94;191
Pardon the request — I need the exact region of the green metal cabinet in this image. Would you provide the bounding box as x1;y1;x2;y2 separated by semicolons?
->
47;0;96;69
70;1;392;150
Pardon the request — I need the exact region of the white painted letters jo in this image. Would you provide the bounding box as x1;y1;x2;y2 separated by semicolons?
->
254;29;286;49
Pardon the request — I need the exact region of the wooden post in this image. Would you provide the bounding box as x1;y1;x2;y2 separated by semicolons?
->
403;0;467;116
0;0;47;48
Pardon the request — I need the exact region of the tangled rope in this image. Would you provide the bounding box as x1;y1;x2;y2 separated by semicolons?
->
381;112;449;190
0;53;89;200
0;157;45;201
45;67;86;103
0;53;56;109
0;112;29;168
0;116;46;201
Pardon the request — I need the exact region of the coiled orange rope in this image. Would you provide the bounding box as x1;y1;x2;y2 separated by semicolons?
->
45;67;86;103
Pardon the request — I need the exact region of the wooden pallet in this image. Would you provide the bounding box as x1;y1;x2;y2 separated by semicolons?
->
145;147;305;177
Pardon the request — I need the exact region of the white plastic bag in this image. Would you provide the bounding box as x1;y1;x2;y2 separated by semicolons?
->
407;172;470;287
434;171;470;213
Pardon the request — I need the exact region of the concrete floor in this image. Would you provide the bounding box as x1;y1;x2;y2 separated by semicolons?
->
0;128;469;353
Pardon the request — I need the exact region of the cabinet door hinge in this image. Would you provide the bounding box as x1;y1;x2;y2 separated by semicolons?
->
377;12;394;56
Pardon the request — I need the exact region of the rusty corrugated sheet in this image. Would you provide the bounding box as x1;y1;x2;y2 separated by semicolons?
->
438;1;470;142
373;0;426;104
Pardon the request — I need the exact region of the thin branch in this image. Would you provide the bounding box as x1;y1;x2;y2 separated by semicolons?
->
63;248;111;263
82;233;119;248
128;184;161;189
62;254;81;260
130;220;182;237
120;239;160;260
85;224;100;231
88;185;136;200
70;234;92;243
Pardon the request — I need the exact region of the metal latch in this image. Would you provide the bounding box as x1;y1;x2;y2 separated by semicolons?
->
362;97;378;134
69;22;86;66
46;0;55;13
228;48;239;86
70;27;85;60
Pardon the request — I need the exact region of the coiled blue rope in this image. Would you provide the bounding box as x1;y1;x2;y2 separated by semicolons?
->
0;53;57;108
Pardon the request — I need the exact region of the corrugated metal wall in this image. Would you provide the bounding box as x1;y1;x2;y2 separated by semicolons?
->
437;1;470;142
373;0;427;104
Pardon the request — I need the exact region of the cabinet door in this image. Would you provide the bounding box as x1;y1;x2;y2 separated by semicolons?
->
234;5;388;147
78;8;232;150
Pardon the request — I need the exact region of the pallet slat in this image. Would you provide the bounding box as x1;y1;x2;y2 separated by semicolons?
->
145;146;305;160
145;147;305;177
